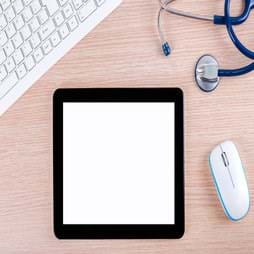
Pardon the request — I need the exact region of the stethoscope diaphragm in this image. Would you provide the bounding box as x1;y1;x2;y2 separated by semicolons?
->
195;55;220;93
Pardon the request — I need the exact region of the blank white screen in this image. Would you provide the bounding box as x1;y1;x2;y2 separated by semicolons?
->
63;103;175;224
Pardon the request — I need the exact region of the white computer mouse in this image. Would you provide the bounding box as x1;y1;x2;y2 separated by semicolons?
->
209;141;250;221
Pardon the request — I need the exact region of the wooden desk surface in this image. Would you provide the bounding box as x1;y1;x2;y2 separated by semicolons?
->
0;0;254;253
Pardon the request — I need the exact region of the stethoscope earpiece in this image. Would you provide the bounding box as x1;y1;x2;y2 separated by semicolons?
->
162;42;171;56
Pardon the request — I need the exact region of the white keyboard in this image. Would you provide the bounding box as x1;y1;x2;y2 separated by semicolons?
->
0;0;121;115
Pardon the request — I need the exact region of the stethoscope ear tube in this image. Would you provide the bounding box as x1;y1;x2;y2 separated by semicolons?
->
157;0;213;57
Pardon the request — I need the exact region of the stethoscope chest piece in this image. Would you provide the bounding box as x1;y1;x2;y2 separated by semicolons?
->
195;55;220;92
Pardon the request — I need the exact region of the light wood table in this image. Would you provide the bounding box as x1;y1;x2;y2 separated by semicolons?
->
0;0;253;253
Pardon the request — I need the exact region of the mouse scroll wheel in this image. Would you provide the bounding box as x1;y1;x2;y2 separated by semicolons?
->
221;152;229;167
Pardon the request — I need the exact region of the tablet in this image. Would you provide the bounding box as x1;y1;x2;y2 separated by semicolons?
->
53;88;184;239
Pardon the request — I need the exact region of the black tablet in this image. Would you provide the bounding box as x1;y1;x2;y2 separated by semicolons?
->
53;88;184;239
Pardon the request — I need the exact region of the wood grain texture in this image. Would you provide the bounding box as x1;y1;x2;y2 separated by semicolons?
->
0;0;254;253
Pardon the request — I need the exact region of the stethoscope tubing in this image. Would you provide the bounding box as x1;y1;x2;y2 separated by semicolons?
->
219;63;254;77
218;0;254;77
224;0;254;60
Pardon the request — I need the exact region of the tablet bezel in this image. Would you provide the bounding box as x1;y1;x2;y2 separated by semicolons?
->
53;88;184;239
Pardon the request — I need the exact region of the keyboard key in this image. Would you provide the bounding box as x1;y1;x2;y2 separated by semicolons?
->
38;8;49;24
78;0;97;22
58;0;68;6
0;15;7;30
68;16;78;31
50;32;60;46
24;55;35;70
13;48;24;65
41;0;59;16
23;0;32;5
63;4;73;19
42;40;52;54
33;47;43;62
12;32;23;48
30;33;40;48
4;41;14;56
72;0;83;10
5;6;15;22
29;17;40;32
54;11;64;26
22;41;32;56
5;57;15;72
39;20;55;40
22;7;33;22
0;65;7;81
0;72;18;99
16;63;26;79
6;23;16;38
14;15;25;30
95;0;105;6
13;0;24;14
31;0;41;14
21;25;32;40
0;31;8;45
0;0;10;10
59;23;69;39
0;49;6;64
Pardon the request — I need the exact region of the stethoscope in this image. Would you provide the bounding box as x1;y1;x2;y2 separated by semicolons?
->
158;0;254;92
